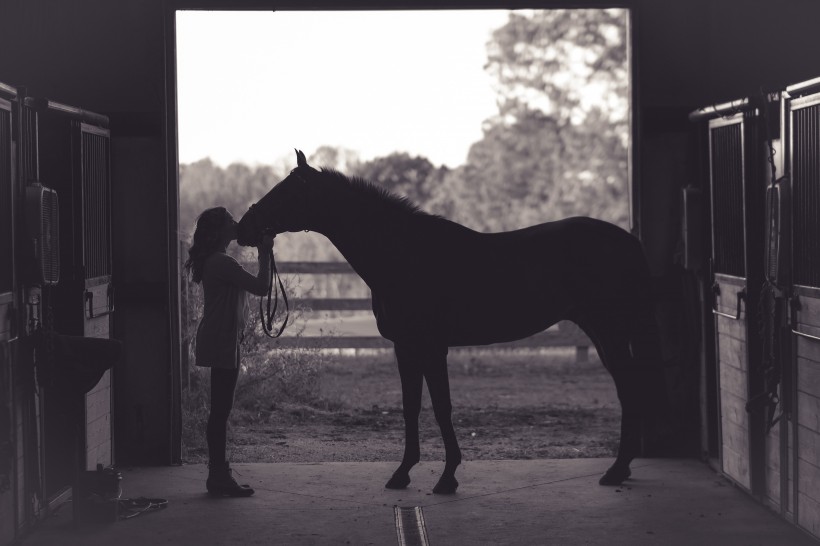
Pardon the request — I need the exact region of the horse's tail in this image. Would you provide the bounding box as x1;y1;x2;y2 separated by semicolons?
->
626;245;668;418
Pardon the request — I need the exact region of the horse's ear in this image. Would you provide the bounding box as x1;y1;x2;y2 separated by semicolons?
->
295;149;307;167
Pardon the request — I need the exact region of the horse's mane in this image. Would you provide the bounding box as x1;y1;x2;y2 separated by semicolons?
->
320;168;429;218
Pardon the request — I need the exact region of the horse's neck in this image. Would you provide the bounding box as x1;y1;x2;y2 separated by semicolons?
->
312;206;405;290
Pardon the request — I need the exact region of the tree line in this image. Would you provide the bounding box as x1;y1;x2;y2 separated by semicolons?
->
179;8;630;263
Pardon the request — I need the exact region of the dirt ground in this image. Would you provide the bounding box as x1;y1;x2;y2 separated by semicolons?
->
219;348;622;465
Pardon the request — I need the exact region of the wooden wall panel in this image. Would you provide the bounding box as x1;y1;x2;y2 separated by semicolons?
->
716;310;747;341
85;370;111;470
799;357;820;398
796;334;820;366
720;369;751;490
714;277;752;490
721;415;750;456
764;425;781;508
797;423;820;463
798;492;820;539
83;314;109;340
722;443;751;488
797;454;820;536
797;391;820;432
788;421;795;518
0;343;13;545
719;363;749;401
84;316;111;471
719;385;747;427
717;334;748;371
795;292;820;539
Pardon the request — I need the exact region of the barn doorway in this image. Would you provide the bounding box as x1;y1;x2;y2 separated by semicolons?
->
173;8;632;466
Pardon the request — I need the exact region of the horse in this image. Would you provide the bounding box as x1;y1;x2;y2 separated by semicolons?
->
237;149;666;495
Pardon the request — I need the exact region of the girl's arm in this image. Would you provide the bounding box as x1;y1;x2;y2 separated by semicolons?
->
212;240;273;296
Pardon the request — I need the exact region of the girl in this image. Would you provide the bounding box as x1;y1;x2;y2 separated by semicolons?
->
184;206;273;497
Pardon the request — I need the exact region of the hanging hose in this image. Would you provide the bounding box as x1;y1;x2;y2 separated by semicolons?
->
744;88;784;433
748;280;783;432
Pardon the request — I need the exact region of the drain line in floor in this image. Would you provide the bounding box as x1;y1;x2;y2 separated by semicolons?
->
394;506;430;546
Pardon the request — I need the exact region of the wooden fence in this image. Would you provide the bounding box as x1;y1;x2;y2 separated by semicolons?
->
271;262;593;361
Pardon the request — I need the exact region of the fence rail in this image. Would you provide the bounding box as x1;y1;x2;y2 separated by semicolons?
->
274;262;592;361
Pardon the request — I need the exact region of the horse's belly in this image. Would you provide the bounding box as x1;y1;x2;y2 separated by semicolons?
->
443;296;567;347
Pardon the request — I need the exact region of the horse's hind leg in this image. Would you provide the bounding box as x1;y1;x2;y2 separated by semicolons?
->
606;360;645;485
576;317;642;486
385;345;424;490
422;351;462;494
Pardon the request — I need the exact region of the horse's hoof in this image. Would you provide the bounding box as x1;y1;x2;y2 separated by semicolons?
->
598;466;631;486
432;476;458;495
385;472;411;490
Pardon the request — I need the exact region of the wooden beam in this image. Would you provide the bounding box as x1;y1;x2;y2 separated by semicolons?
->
277;262;355;274
270;329;591;352
291;298;372;311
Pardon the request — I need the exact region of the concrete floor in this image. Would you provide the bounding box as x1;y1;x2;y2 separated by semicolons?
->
18;458;818;546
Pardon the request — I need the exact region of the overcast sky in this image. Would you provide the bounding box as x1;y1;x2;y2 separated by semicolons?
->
176;10;511;169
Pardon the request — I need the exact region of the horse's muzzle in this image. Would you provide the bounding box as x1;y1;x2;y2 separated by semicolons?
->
235;221;258;247
236;223;275;248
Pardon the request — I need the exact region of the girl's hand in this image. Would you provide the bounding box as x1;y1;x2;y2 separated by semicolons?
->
257;233;274;253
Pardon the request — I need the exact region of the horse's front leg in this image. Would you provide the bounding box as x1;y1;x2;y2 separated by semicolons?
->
385;347;423;490
423;352;462;494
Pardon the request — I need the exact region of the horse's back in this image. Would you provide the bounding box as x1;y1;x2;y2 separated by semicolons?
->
452;216;646;283
398;216;648;346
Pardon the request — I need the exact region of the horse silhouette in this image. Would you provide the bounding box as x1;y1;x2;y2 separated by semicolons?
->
237;149;665;494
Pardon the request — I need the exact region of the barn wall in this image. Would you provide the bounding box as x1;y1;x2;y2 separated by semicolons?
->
680;11;820;538
0;0;176;468
632;0;820;473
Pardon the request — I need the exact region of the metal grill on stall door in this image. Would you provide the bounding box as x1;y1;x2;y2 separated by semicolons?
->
710;120;746;277
80;125;111;281
791;98;820;288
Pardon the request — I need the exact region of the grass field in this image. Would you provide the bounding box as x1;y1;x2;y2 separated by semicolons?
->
183;347;623;465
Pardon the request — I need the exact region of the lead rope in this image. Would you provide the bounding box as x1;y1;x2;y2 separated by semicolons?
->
260;248;289;338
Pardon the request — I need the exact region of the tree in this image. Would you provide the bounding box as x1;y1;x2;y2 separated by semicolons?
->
431;8;630;232
352;152;438;206
309;146;361;173
179;159;285;239
485;9;628;128
426;110;562;231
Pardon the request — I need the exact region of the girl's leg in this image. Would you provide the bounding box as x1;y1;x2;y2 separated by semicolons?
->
206;366;240;465
205;365;253;497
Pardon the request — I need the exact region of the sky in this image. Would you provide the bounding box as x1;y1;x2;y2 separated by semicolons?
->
175;10;511;169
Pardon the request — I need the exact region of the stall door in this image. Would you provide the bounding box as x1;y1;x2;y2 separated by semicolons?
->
787;85;820;539
76;122;113;470
708;111;766;493
0;88;16;546
36;103;113;497
0;95;15;342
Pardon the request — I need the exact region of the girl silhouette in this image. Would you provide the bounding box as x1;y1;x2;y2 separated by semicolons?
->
184;206;273;497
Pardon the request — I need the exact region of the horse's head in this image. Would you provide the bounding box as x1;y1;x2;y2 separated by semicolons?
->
237;149;320;246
